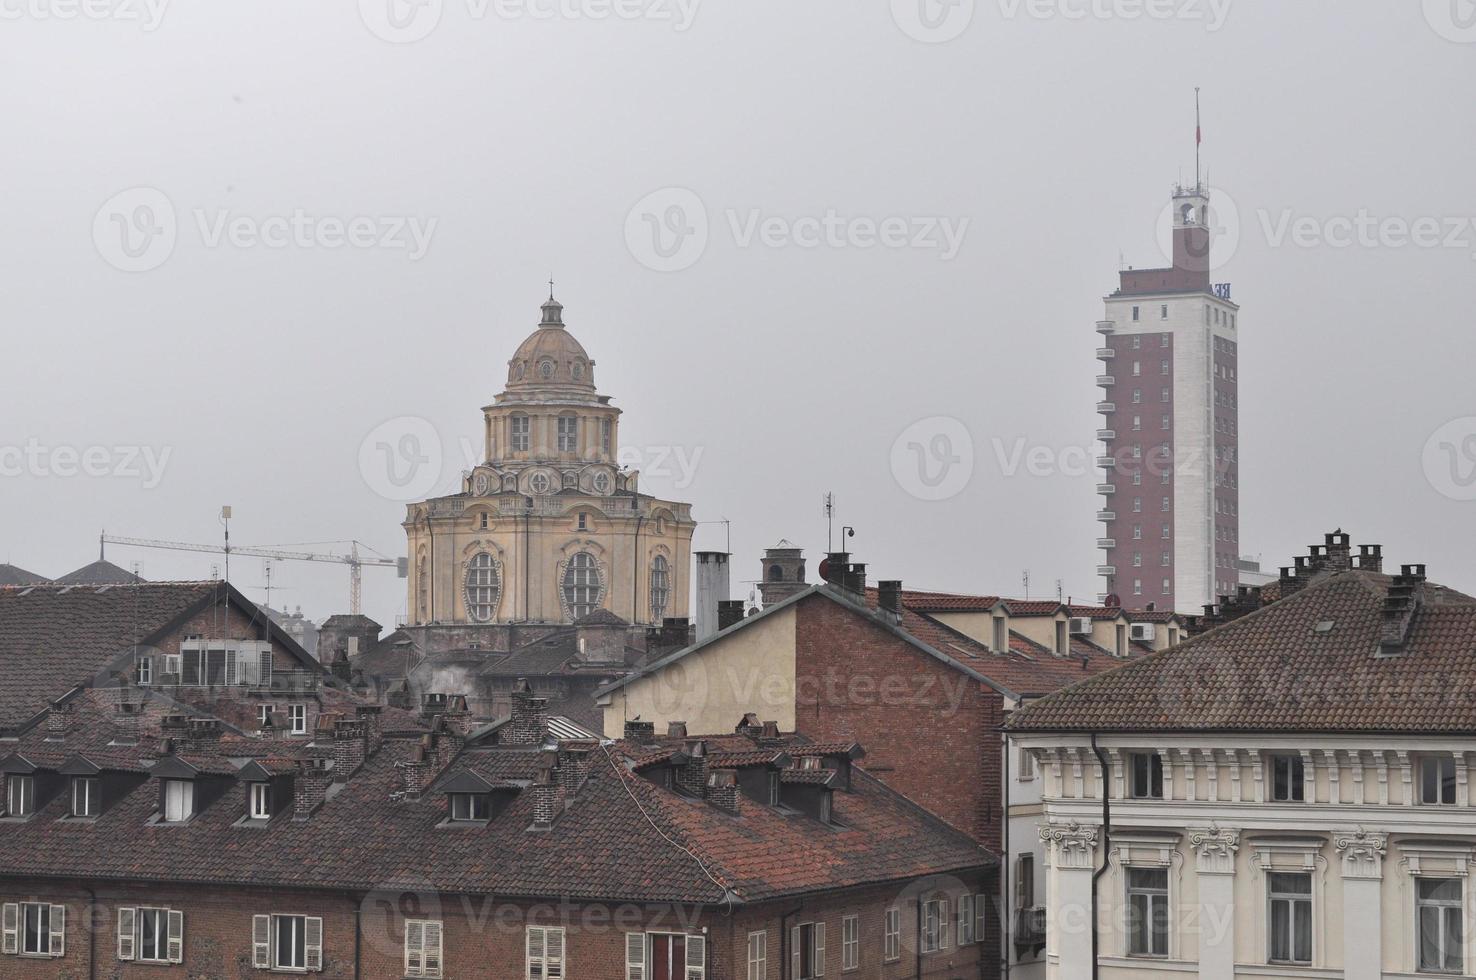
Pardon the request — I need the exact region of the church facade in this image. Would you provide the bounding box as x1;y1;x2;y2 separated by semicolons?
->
401;295;696;641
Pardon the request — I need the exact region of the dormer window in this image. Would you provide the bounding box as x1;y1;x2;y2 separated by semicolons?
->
162;780;194;823
249;783;272;821
5;775;34;818
70;777;98;818
450;793;491;823
992;615;1007;652
1055;619;1068;655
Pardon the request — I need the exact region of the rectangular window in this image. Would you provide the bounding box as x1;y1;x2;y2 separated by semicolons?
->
136;655;152;685
268;914;321;971
992;616;1007;653
1267;872;1312;965
288;704;308;736
1054;619;1068;656
6;775;35;817
1422;756;1457;805
842;914;859;969
163;780;193;823
1130;753;1164;799
1126;868;1169;957
791;922;825;979
1019;745;1037;781
133;907;183;964
747;931;767;980
1132;305;1140;321
258;703;275;727
511;415;531;452
922;899;947;952
250;782;272;820
557;416;578;453
1160;304;1168;319
71;777;98;818
1161;360;1170;374
1418;878;1464;973
1270;754;1305;802
526;926;565;979
1017;854;1036;909
450;793;490;822
957;896;974;945
19;903;62;957
405;919;443;978
601;418;613;455
883;908;900;961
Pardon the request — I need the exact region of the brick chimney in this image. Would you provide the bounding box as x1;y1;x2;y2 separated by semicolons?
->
1357;544;1384;573
759;720;783;747
558;743;595;796
717;600;746;632
442;695;474;737
45;702;73;741
530;754;565;830
420;693;449;721
676;740;709;797
186;718;223;753
332;720;367;782
1325;531;1352;571
112;701;143;744
624;719;656;744
847;563;868;596
706;769;740;814
667;721;688;740
356;704;384;756
294;757;333;819
507;680;549;745
878;580;903;621
395;736;438;801
735;713;761;738
1379;564;1427;655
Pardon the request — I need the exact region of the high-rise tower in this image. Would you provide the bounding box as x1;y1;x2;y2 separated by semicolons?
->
1097;180;1240;612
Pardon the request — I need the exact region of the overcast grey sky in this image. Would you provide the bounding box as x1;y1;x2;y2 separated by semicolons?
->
3;0;1474;627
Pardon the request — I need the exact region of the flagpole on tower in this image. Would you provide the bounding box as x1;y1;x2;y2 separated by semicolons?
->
1195;87;1202;191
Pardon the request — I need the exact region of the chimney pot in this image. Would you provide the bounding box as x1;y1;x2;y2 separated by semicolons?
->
667;720;688;739
878;580;903;617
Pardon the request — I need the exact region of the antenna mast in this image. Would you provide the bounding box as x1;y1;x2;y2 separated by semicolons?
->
1194;87;1202;191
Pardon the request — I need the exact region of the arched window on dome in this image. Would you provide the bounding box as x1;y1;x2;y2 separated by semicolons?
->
650;555;671;622
510;414;530;452
562;553;601;620
465;554;500;623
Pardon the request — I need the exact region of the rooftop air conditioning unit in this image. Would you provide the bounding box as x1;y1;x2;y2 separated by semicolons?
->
1130;623;1157;643
1068;617;1093;636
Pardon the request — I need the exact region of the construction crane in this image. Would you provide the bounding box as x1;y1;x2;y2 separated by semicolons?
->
101;534;405;615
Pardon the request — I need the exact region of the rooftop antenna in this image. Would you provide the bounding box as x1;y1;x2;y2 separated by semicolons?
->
99;531;106;561
1056;578;1064;602
219;506;232;583
824;492;835;551
1021;569;1030;599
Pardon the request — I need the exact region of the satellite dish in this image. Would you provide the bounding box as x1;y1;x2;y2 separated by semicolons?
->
818;557;834;582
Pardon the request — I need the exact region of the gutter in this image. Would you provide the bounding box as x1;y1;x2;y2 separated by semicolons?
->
1001;730;1010;980
1090;734;1112;980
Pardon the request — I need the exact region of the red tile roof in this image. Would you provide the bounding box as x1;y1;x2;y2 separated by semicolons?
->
1010;570;1476;734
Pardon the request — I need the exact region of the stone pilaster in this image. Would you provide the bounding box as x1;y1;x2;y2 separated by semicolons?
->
1189;828;1239;980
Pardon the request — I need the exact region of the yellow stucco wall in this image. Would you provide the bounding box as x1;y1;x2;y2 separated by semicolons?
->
599;604;798;738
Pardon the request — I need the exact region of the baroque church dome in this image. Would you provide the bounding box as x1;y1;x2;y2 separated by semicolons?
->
506;296;597;392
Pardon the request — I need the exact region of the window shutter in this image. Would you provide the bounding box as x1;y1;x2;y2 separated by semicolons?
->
813;923;824;976
1;903;16;955
167;910;184;963
939;899;950;948
528;928;545;979
685;934;705;979
791;926;800;979
49;905;65;957
406;920;423;976
958;895;971;944
304;916;323;971
117;907;136;961
546;927;564;979
423;921;442;979
625;932;645;980
974;894;986;945
252;915;271;968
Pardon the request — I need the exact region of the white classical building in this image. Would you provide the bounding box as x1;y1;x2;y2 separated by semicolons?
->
1010;534;1476;980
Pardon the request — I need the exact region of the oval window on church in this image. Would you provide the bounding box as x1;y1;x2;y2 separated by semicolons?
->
650;555;671;622
592;471;611;494
563;552;601;620
530;472;551;494
465;553;500;623
539;360;555;380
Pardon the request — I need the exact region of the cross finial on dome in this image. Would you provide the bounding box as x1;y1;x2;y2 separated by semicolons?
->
548;275;555;300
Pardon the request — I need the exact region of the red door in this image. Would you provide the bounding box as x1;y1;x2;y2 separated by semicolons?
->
649;934;686;980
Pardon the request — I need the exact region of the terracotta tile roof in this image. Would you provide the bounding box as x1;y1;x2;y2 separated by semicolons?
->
1010;570;1476;734
889;589;1000;612
0;582;317;735
0;704;991;904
